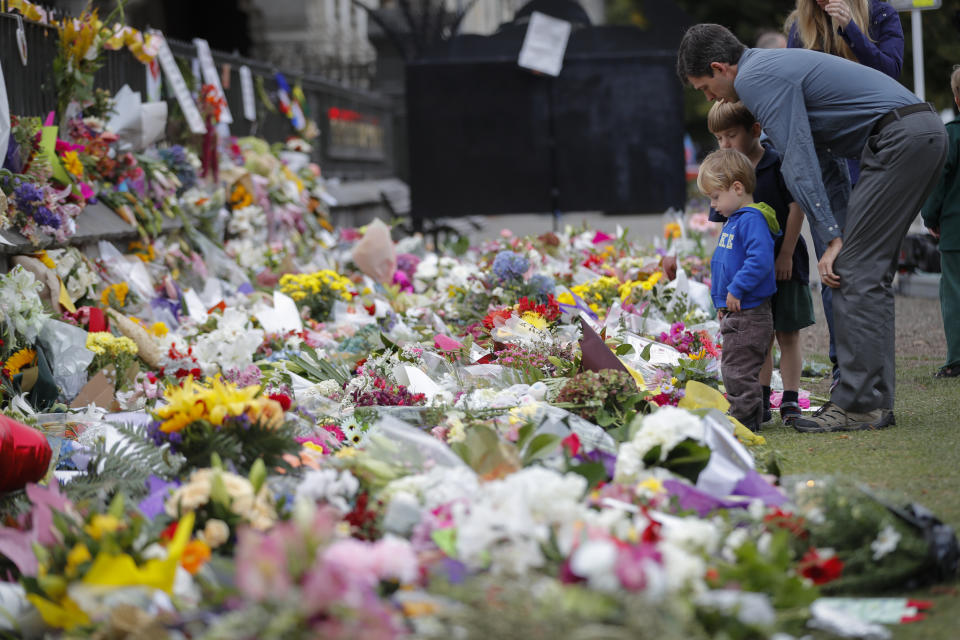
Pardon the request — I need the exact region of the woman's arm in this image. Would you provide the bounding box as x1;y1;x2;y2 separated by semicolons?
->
838;1;904;78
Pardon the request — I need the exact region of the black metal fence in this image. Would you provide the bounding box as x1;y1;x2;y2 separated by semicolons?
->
1;12;394;180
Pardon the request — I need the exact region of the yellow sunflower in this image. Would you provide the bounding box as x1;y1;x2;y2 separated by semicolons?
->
5;348;37;377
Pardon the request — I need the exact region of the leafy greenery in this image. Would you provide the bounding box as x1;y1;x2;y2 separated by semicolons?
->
60;421;183;510
555;369;650;429
641;438;711;484
172;419;299;476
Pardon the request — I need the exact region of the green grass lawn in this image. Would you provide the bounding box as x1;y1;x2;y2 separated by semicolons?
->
763;355;960;639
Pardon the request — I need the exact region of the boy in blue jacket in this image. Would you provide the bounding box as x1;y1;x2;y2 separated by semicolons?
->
698;149;780;431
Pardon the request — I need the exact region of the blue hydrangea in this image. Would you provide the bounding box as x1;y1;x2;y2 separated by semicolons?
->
492;250;529;283
527;273;555;301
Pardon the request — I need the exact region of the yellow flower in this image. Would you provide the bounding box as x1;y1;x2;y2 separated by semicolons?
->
637;477;665;494
520;311;546;330
100;282;129;307
85;333;138;357
150;322;169;337
9;0;46;23
557;291;575;306
127;241;156;262
84;514;123;540
32;251;57;269
664;222;682;239
153;376;267;432
62;151;83;178
4;348;36;376
335;447;358;459
65;544;92;578
618;280;640;301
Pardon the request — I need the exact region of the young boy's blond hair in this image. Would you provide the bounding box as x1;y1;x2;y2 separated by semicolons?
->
951;64;960;101
697;148;757;196
707;101;758;134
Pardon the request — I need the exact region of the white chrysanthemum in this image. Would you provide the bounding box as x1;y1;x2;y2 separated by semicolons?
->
451;468;588;575
193;309;264;374
414;254;439;280
659;541;707;594
658;513;722;556
615;407;705;483
227;205;266;237
570;539;620;592
380;466;479;511
295;468;359;513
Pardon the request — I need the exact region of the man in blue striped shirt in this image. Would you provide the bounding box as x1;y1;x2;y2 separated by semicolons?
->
677;23;947;433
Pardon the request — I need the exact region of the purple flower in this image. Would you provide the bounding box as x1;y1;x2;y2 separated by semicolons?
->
13;181;43;204
396;253;420;276
33;206;61;229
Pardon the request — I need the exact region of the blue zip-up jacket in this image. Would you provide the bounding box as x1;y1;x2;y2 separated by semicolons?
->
787;0;904;79
710;203;780;310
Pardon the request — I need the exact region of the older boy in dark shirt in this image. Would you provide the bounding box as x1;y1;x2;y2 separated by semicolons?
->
706;101;815;425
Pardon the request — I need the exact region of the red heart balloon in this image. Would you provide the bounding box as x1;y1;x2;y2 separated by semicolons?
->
0;415;52;492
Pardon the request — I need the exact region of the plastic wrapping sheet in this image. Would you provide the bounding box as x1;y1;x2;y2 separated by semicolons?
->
695;409;756;499
192;233;252;289
98;241;155;303
105;85;168;152
531;403;617;455
0;583;45;638
287;371;343;417
617;330;682;385
39;320;94;402
362;414;466;471
665;267;714;314
808;599;892;639
351;218;397;285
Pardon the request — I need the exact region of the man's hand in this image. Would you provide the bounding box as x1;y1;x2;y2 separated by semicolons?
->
726;292;741;312
775;252;793;281
928;226;941;239
662;255;678;281
817;237;843;289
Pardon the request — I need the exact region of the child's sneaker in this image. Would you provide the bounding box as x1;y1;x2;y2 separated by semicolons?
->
779;402;802;426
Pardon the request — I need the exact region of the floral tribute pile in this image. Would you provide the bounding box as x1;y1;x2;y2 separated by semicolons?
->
0;201;955;639
0;3;957;637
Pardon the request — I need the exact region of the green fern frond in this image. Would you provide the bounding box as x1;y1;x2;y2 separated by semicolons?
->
63;421;183;509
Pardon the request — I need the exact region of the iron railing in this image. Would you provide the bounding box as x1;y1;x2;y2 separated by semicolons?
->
1;12;394;179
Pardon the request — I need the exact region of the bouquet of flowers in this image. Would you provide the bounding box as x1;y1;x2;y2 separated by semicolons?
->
279;270;355;322
85;332;139;390
0;265;49;350
614;406;711;484
783;476;958;593
164;463;278;537
555;369;649;429
0;172;83;244
146;376;299;473
197;501;415;639
0;483;194;632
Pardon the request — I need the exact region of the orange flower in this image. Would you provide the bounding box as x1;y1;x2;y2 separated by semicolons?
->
180;539;211;575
